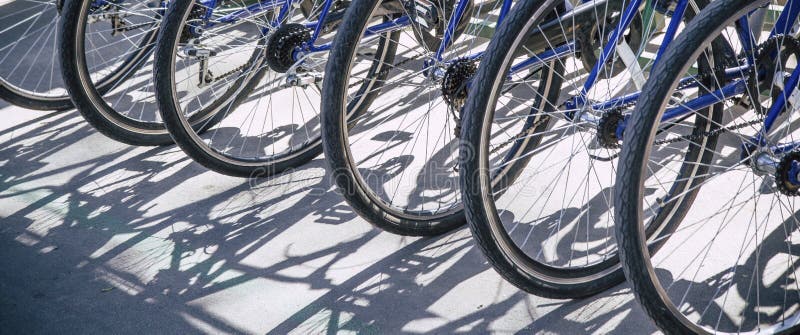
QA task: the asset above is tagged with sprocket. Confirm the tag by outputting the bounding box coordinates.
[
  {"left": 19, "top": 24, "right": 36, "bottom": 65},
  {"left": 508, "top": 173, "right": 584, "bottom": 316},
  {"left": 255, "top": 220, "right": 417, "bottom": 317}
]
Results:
[
  {"left": 266, "top": 23, "right": 312, "bottom": 73},
  {"left": 776, "top": 151, "right": 800, "bottom": 196},
  {"left": 441, "top": 58, "right": 477, "bottom": 108},
  {"left": 180, "top": 5, "right": 208, "bottom": 43},
  {"left": 597, "top": 110, "right": 624, "bottom": 149},
  {"left": 747, "top": 34, "right": 800, "bottom": 114}
]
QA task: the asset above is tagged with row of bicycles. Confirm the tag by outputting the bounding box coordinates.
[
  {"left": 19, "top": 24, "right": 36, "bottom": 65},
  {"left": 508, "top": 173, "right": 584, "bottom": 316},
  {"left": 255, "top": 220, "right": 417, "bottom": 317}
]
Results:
[{"left": 3, "top": 0, "right": 800, "bottom": 332}]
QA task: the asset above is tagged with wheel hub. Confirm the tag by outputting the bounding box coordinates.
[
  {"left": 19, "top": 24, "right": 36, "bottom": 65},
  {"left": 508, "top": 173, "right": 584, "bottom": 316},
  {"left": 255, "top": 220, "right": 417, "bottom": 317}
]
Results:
[
  {"left": 180, "top": 5, "right": 208, "bottom": 43},
  {"left": 282, "top": 73, "right": 323, "bottom": 89},
  {"left": 266, "top": 23, "right": 312, "bottom": 73}
]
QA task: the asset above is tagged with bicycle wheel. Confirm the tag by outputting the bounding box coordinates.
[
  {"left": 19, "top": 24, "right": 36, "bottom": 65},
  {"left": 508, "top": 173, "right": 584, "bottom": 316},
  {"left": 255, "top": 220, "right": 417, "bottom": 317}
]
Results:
[
  {"left": 60, "top": 0, "right": 171, "bottom": 145},
  {"left": 0, "top": 0, "right": 72, "bottom": 110},
  {"left": 155, "top": 0, "right": 388, "bottom": 177},
  {"left": 322, "top": 0, "right": 508, "bottom": 236},
  {"left": 459, "top": 0, "right": 709, "bottom": 298},
  {"left": 616, "top": 0, "right": 800, "bottom": 332}
]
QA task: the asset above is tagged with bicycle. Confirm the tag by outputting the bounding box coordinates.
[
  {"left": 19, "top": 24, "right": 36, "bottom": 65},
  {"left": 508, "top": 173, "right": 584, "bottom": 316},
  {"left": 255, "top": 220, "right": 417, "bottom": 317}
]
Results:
[
  {"left": 59, "top": 0, "right": 181, "bottom": 145},
  {"left": 321, "top": 0, "right": 524, "bottom": 236},
  {"left": 458, "top": 0, "right": 716, "bottom": 298},
  {"left": 1, "top": 0, "right": 73, "bottom": 110},
  {"left": 153, "top": 0, "right": 382, "bottom": 176},
  {"left": 60, "top": 0, "right": 333, "bottom": 146},
  {"left": 616, "top": 0, "right": 800, "bottom": 332}
]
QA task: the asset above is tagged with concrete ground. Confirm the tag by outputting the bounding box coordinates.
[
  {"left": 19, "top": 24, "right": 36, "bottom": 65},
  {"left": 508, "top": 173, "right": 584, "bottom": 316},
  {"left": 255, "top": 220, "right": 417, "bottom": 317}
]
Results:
[{"left": 0, "top": 102, "right": 660, "bottom": 334}]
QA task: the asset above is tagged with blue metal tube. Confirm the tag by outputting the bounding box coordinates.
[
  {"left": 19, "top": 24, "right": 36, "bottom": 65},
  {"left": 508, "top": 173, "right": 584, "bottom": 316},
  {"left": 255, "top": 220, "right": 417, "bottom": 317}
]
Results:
[
  {"left": 771, "top": 142, "right": 800, "bottom": 155},
  {"left": 615, "top": 79, "right": 747, "bottom": 139},
  {"left": 309, "top": 0, "right": 335, "bottom": 43},
  {"left": 364, "top": 15, "right": 412, "bottom": 36},
  {"left": 274, "top": 0, "right": 295, "bottom": 26},
  {"left": 660, "top": 80, "right": 747, "bottom": 122},
  {"left": 434, "top": 0, "right": 473, "bottom": 61},
  {"left": 759, "top": 66, "right": 800, "bottom": 138},
  {"left": 305, "top": 16, "right": 412, "bottom": 54},
  {"left": 498, "top": 0, "right": 512, "bottom": 24},
  {"left": 772, "top": 0, "right": 800, "bottom": 36},
  {"left": 652, "top": 0, "right": 688, "bottom": 68},
  {"left": 508, "top": 43, "right": 576, "bottom": 75},
  {"left": 576, "top": 0, "right": 644, "bottom": 104}
]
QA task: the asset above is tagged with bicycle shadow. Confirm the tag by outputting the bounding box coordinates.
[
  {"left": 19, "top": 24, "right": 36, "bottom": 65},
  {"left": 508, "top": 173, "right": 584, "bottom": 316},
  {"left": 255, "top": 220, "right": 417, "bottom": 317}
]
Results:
[{"left": 2, "top": 109, "right": 660, "bottom": 334}]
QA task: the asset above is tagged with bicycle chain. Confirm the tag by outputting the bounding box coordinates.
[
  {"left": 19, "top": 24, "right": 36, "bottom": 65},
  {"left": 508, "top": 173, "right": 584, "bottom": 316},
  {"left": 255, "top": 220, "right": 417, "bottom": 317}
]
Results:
[
  {"left": 653, "top": 118, "right": 764, "bottom": 146},
  {"left": 209, "top": 58, "right": 258, "bottom": 84},
  {"left": 114, "top": 21, "right": 158, "bottom": 33}
]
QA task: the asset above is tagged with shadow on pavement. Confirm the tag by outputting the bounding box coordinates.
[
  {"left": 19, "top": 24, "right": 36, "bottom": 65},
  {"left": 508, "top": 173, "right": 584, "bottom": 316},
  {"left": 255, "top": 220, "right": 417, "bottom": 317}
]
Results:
[{"left": 0, "top": 110, "right": 655, "bottom": 334}]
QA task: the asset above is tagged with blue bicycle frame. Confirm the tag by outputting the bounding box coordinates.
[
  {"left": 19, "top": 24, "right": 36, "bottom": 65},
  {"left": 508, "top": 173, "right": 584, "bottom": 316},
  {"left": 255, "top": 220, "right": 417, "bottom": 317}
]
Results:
[
  {"left": 186, "top": 0, "right": 361, "bottom": 55},
  {"left": 187, "top": 0, "right": 515, "bottom": 66},
  {"left": 620, "top": 0, "right": 800, "bottom": 153},
  {"left": 455, "top": 0, "right": 700, "bottom": 115},
  {"left": 564, "top": 0, "right": 696, "bottom": 112},
  {"left": 501, "top": 0, "right": 800, "bottom": 155}
]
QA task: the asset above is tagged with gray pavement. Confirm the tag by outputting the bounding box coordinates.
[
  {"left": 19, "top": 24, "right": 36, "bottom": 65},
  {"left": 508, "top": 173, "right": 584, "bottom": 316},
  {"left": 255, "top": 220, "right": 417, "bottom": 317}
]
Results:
[{"left": 0, "top": 105, "right": 660, "bottom": 334}]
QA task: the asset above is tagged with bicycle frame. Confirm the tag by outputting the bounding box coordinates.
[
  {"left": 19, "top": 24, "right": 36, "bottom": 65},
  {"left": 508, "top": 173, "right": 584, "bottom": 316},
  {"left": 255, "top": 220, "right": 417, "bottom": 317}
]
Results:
[
  {"left": 187, "top": 0, "right": 339, "bottom": 54},
  {"left": 362, "top": 0, "right": 516, "bottom": 65},
  {"left": 155, "top": 0, "right": 517, "bottom": 73},
  {"left": 458, "top": 0, "right": 689, "bottom": 113},
  {"left": 562, "top": 0, "right": 696, "bottom": 112},
  {"left": 510, "top": 0, "right": 800, "bottom": 156},
  {"left": 472, "top": 0, "right": 800, "bottom": 160},
  {"left": 616, "top": 0, "right": 800, "bottom": 152}
]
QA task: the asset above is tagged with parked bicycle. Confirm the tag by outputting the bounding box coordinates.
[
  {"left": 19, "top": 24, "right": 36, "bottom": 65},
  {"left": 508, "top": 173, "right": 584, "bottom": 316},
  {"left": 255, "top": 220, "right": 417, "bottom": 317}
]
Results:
[
  {"left": 321, "top": 0, "right": 516, "bottom": 236},
  {"left": 153, "top": 0, "right": 371, "bottom": 176},
  {"left": 59, "top": 0, "right": 179, "bottom": 145},
  {"left": 458, "top": 0, "right": 714, "bottom": 298},
  {"left": 1, "top": 0, "right": 73, "bottom": 110},
  {"left": 616, "top": 0, "right": 800, "bottom": 332}
]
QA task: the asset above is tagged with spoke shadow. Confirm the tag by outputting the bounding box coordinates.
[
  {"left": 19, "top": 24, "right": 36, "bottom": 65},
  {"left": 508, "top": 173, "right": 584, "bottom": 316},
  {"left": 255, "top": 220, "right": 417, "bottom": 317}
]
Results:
[{"left": 2, "top": 110, "right": 660, "bottom": 334}]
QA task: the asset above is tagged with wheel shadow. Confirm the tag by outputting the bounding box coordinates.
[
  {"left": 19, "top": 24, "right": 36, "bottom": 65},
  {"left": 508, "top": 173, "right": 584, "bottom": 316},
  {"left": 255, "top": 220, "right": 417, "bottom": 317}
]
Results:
[{"left": 1, "top": 110, "right": 659, "bottom": 334}]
